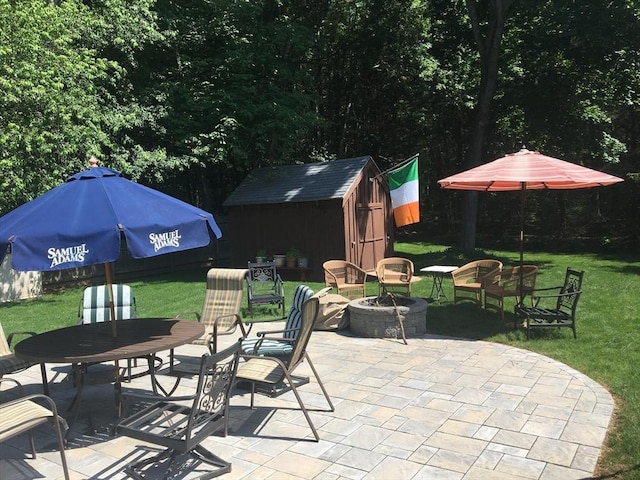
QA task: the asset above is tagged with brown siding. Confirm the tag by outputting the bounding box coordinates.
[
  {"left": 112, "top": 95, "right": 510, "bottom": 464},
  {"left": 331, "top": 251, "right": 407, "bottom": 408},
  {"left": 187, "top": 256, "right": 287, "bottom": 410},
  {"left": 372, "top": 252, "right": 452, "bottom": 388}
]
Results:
[
  {"left": 225, "top": 158, "right": 395, "bottom": 284},
  {"left": 226, "top": 200, "right": 345, "bottom": 282}
]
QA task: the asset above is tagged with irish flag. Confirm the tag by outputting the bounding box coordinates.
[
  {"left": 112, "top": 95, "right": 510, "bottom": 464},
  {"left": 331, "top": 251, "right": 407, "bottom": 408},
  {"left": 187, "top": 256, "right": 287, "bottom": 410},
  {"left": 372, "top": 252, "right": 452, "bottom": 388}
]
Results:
[{"left": 388, "top": 157, "right": 419, "bottom": 227}]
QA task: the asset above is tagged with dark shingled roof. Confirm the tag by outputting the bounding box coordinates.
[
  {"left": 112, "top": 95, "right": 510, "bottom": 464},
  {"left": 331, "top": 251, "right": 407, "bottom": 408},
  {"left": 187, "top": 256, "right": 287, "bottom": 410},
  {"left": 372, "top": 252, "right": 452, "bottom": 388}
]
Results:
[{"left": 223, "top": 156, "right": 373, "bottom": 206}]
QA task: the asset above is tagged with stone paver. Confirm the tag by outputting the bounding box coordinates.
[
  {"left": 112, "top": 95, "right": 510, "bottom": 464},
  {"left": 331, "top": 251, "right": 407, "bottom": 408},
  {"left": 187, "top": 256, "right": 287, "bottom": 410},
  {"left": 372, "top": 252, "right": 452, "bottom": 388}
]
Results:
[{"left": 0, "top": 325, "right": 613, "bottom": 479}]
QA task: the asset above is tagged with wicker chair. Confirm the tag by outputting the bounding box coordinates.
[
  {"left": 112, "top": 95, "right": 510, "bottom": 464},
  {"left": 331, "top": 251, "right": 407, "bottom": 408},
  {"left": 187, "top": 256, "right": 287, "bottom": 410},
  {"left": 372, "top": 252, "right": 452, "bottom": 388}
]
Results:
[
  {"left": 376, "top": 257, "right": 422, "bottom": 296},
  {"left": 483, "top": 265, "right": 538, "bottom": 320},
  {"left": 323, "top": 260, "right": 368, "bottom": 299},
  {"left": 451, "top": 260, "right": 503, "bottom": 304}
]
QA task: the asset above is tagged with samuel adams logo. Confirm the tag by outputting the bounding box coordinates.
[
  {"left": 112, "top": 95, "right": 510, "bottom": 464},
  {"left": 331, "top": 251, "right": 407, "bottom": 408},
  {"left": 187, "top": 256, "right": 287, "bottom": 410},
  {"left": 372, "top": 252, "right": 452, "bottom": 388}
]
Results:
[
  {"left": 149, "top": 229, "right": 181, "bottom": 252},
  {"left": 48, "top": 244, "right": 90, "bottom": 268}
]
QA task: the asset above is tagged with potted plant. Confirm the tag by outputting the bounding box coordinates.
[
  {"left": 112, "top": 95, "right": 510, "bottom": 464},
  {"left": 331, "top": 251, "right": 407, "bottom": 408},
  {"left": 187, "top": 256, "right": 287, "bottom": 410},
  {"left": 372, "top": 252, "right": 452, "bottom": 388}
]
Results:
[
  {"left": 298, "top": 253, "right": 309, "bottom": 268},
  {"left": 272, "top": 253, "right": 286, "bottom": 267},
  {"left": 286, "top": 247, "right": 301, "bottom": 268},
  {"left": 255, "top": 249, "right": 267, "bottom": 263}
]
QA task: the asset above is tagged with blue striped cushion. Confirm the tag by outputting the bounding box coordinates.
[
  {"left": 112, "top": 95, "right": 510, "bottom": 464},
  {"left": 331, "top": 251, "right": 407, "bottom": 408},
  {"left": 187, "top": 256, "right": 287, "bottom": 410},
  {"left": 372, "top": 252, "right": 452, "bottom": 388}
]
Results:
[
  {"left": 241, "top": 338, "right": 293, "bottom": 356},
  {"left": 241, "top": 284, "right": 314, "bottom": 355},
  {"left": 284, "top": 285, "right": 314, "bottom": 339}
]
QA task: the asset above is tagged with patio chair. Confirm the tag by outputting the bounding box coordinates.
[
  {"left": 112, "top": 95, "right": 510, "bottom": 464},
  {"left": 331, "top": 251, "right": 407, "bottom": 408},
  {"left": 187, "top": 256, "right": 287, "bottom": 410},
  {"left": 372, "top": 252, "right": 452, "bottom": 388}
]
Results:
[
  {"left": 0, "top": 322, "right": 48, "bottom": 395},
  {"left": 483, "top": 265, "right": 539, "bottom": 320},
  {"left": 78, "top": 284, "right": 137, "bottom": 324},
  {"left": 235, "top": 293, "right": 335, "bottom": 442},
  {"left": 77, "top": 284, "right": 145, "bottom": 381},
  {"left": 241, "top": 284, "right": 315, "bottom": 358},
  {"left": 117, "top": 341, "right": 241, "bottom": 479},
  {"left": 246, "top": 261, "right": 285, "bottom": 318},
  {"left": 0, "top": 378, "right": 70, "bottom": 480},
  {"left": 515, "top": 268, "right": 584, "bottom": 339},
  {"left": 451, "top": 259, "right": 503, "bottom": 304},
  {"left": 323, "top": 260, "right": 368, "bottom": 299},
  {"left": 376, "top": 257, "right": 421, "bottom": 296},
  {"left": 171, "top": 268, "right": 247, "bottom": 369}
]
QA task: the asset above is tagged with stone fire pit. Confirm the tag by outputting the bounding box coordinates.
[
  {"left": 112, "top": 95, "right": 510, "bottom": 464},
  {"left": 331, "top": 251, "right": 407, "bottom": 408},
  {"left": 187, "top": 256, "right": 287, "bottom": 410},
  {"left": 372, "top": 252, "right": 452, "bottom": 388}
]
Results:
[{"left": 348, "top": 295, "right": 428, "bottom": 339}]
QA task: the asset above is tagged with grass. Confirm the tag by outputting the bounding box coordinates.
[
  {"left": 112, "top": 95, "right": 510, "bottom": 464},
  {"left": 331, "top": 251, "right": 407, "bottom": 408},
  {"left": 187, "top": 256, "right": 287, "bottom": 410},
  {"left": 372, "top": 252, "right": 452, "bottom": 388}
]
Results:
[{"left": 1, "top": 243, "right": 639, "bottom": 478}]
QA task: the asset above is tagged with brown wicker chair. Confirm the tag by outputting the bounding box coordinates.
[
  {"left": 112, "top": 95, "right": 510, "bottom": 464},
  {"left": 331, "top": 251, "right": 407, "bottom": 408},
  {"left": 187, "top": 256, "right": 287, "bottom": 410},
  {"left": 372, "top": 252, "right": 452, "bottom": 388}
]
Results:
[
  {"left": 484, "top": 265, "right": 538, "bottom": 320},
  {"left": 323, "top": 260, "right": 368, "bottom": 299},
  {"left": 376, "top": 257, "right": 422, "bottom": 296},
  {"left": 452, "top": 260, "right": 503, "bottom": 304}
]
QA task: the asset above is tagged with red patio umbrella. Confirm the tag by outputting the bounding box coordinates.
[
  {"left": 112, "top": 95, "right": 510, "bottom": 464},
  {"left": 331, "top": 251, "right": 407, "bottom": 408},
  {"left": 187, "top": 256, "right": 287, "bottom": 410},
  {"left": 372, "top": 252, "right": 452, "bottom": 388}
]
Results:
[{"left": 438, "top": 148, "right": 624, "bottom": 300}]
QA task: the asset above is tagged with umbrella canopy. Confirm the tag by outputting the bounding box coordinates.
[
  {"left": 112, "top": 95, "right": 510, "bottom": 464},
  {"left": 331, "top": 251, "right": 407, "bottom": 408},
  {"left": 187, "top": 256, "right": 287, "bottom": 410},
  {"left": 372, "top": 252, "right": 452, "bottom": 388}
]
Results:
[
  {"left": 438, "top": 148, "right": 624, "bottom": 300},
  {"left": 0, "top": 163, "right": 222, "bottom": 337},
  {"left": 0, "top": 165, "right": 222, "bottom": 272},
  {"left": 438, "top": 148, "right": 624, "bottom": 191}
]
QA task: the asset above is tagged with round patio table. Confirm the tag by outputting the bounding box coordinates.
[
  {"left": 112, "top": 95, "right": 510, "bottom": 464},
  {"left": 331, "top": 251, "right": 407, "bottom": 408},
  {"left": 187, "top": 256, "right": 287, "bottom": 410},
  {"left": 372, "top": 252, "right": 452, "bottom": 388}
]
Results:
[{"left": 14, "top": 318, "right": 205, "bottom": 428}]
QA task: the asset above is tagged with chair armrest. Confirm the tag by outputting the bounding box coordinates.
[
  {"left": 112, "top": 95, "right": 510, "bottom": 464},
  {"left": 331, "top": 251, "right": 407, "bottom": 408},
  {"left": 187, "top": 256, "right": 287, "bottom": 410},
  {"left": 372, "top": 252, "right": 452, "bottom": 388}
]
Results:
[
  {"left": 121, "top": 390, "right": 197, "bottom": 404},
  {"left": 173, "top": 311, "right": 200, "bottom": 321},
  {"left": 6, "top": 331, "right": 37, "bottom": 348},
  {"left": 209, "top": 314, "right": 246, "bottom": 351},
  {"left": 275, "top": 280, "right": 284, "bottom": 297},
  {"left": 254, "top": 327, "right": 297, "bottom": 338},
  {"left": 532, "top": 289, "right": 582, "bottom": 306},
  {"left": 0, "top": 377, "right": 25, "bottom": 394}
]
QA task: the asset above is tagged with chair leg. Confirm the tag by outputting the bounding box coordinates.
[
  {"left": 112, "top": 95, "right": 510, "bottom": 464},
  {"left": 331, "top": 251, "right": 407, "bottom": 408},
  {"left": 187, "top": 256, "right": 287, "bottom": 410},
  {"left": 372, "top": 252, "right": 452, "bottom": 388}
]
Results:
[
  {"left": 52, "top": 414, "right": 70, "bottom": 480},
  {"left": 280, "top": 368, "right": 320, "bottom": 441},
  {"left": 40, "top": 363, "right": 49, "bottom": 396},
  {"left": 304, "top": 353, "right": 334, "bottom": 412}
]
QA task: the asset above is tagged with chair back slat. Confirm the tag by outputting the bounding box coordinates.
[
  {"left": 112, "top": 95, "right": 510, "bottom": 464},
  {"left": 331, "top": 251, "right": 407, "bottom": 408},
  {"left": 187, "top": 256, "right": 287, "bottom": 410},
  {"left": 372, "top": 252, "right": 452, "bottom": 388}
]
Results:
[
  {"left": 0, "top": 323, "right": 10, "bottom": 356},
  {"left": 198, "top": 268, "right": 247, "bottom": 337},
  {"left": 189, "top": 341, "right": 241, "bottom": 434},
  {"left": 557, "top": 269, "right": 584, "bottom": 313}
]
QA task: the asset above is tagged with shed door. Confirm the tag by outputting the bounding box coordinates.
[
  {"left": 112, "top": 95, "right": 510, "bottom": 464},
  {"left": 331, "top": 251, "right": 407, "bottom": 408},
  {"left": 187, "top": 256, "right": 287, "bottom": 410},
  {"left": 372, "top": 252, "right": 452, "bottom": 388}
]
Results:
[{"left": 355, "top": 202, "right": 386, "bottom": 272}]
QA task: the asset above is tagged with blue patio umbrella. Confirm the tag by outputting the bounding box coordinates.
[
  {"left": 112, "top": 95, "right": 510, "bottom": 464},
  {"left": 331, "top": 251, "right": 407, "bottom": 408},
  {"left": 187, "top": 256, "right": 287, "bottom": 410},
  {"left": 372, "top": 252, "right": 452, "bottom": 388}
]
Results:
[{"left": 0, "top": 161, "right": 222, "bottom": 336}]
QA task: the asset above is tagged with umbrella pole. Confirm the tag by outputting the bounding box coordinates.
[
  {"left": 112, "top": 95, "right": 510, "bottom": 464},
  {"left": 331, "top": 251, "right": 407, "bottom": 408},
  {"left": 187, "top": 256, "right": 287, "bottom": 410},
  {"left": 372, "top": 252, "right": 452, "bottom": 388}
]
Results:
[
  {"left": 519, "top": 185, "right": 525, "bottom": 305},
  {"left": 105, "top": 262, "right": 117, "bottom": 338},
  {"left": 105, "top": 262, "right": 123, "bottom": 415}
]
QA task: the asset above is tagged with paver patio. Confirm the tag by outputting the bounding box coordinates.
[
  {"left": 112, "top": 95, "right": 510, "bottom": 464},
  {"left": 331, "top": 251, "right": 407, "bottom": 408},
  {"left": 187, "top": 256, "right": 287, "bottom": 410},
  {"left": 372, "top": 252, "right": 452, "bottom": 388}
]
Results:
[{"left": 0, "top": 323, "right": 613, "bottom": 479}]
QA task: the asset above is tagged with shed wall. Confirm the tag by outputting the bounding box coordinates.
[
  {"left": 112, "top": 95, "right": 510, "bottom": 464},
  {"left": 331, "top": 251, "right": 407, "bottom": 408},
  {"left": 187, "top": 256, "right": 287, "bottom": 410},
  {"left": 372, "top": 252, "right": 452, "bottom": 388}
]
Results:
[{"left": 226, "top": 200, "right": 346, "bottom": 282}]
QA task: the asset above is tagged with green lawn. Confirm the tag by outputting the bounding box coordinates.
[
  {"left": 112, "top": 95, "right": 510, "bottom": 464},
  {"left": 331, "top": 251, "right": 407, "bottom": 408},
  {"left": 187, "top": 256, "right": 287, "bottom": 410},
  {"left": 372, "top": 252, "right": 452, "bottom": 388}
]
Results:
[{"left": 1, "top": 242, "right": 638, "bottom": 478}]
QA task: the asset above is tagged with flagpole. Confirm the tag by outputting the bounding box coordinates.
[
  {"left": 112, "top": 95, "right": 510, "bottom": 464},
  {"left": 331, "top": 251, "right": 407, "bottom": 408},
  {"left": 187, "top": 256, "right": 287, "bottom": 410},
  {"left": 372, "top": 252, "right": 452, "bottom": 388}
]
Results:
[{"left": 371, "top": 153, "right": 419, "bottom": 181}]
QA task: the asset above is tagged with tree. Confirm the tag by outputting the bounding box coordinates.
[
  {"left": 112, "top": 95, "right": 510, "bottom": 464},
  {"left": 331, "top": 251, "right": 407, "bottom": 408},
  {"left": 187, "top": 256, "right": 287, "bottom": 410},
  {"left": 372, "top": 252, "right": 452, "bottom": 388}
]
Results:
[
  {"left": 0, "top": 0, "right": 161, "bottom": 214},
  {"left": 458, "top": 0, "right": 515, "bottom": 251}
]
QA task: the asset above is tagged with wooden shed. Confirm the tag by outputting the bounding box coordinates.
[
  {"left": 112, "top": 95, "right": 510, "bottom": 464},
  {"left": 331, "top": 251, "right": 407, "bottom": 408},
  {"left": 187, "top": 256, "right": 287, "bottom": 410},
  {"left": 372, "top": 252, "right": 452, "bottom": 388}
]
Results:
[{"left": 222, "top": 156, "right": 394, "bottom": 282}]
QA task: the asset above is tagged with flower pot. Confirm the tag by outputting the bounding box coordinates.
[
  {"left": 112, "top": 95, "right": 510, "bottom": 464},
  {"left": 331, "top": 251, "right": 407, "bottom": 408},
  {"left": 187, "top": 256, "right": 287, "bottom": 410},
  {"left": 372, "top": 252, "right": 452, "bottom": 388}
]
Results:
[
  {"left": 255, "top": 256, "right": 265, "bottom": 263},
  {"left": 286, "top": 256, "right": 297, "bottom": 268},
  {"left": 298, "top": 257, "right": 308, "bottom": 268},
  {"left": 273, "top": 254, "right": 286, "bottom": 267}
]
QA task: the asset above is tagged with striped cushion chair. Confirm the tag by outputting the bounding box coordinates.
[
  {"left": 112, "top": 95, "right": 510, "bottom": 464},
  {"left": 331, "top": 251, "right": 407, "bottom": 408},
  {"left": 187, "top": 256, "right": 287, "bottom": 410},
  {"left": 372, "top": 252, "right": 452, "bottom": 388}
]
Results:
[
  {"left": 241, "top": 285, "right": 314, "bottom": 357},
  {"left": 77, "top": 284, "right": 139, "bottom": 379},
  {"left": 78, "top": 284, "right": 137, "bottom": 324}
]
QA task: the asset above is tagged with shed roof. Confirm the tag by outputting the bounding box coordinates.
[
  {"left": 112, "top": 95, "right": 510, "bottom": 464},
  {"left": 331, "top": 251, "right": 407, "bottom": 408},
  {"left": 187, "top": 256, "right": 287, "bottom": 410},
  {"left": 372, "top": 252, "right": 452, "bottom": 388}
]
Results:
[{"left": 223, "top": 156, "right": 375, "bottom": 206}]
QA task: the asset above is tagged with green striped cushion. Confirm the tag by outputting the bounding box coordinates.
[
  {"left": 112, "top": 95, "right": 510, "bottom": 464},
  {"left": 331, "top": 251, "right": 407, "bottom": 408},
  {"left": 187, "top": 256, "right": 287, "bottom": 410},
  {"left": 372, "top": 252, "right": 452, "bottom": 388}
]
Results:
[{"left": 79, "top": 284, "right": 137, "bottom": 324}]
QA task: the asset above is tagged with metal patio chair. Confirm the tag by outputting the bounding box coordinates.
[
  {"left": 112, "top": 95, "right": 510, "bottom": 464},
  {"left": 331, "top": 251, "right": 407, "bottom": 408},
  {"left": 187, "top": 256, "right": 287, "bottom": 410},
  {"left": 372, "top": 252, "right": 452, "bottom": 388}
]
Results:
[{"left": 117, "top": 341, "right": 241, "bottom": 479}]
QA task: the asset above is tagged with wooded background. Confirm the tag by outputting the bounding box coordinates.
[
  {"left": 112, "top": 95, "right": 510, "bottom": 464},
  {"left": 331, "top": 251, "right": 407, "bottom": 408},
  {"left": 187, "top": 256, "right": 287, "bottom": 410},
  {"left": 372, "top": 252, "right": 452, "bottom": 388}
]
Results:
[{"left": 2, "top": 0, "right": 638, "bottom": 251}]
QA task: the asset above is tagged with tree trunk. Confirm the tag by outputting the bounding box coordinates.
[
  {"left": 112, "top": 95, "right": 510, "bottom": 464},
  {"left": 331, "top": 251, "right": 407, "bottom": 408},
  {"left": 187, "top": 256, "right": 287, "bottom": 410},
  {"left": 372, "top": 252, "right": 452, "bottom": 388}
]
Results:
[{"left": 460, "top": 0, "right": 514, "bottom": 252}]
